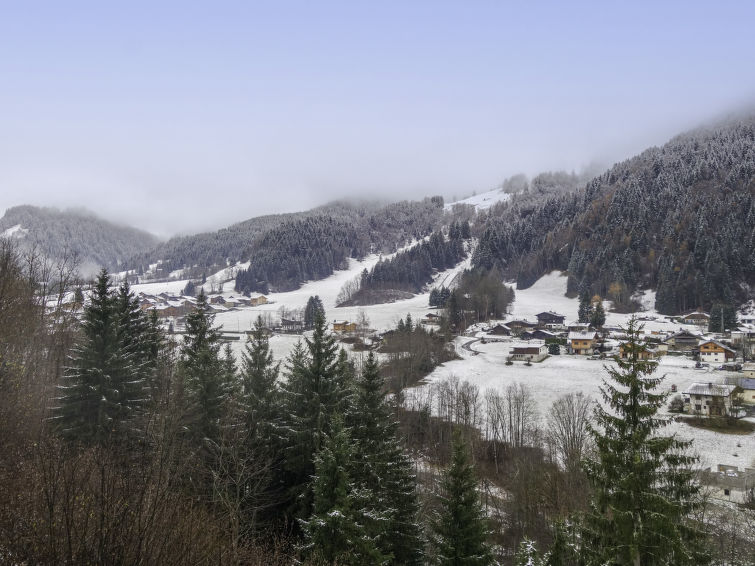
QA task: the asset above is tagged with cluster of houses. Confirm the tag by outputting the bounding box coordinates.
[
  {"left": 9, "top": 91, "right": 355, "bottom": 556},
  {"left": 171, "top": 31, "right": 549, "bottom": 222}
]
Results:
[
  {"left": 476, "top": 309, "right": 755, "bottom": 416},
  {"left": 137, "top": 291, "right": 268, "bottom": 322}
]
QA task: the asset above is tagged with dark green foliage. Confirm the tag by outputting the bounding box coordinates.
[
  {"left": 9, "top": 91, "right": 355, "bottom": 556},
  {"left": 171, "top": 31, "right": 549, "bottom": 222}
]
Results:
[
  {"left": 304, "top": 295, "right": 325, "bottom": 329},
  {"left": 350, "top": 227, "right": 468, "bottom": 301},
  {"left": 578, "top": 288, "right": 592, "bottom": 324},
  {"left": 589, "top": 300, "right": 606, "bottom": 328},
  {"left": 53, "top": 270, "right": 150, "bottom": 444},
  {"left": 280, "top": 311, "right": 346, "bottom": 517},
  {"left": 183, "top": 280, "right": 196, "bottom": 296},
  {"left": 230, "top": 199, "right": 445, "bottom": 294},
  {"left": 582, "top": 318, "right": 709, "bottom": 565},
  {"left": 432, "top": 431, "right": 493, "bottom": 566},
  {"left": 240, "top": 316, "right": 280, "bottom": 445},
  {"left": 430, "top": 286, "right": 452, "bottom": 307},
  {"left": 348, "top": 353, "right": 424, "bottom": 564},
  {"left": 300, "top": 415, "right": 387, "bottom": 565},
  {"left": 708, "top": 303, "right": 737, "bottom": 332},
  {"left": 547, "top": 343, "right": 560, "bottom": 355},
  {"left": 179, "top": 291, "right": 230, "bottom": 446},
  {"left": 474, "top": 117, "right": 755, "bottom": 314}
]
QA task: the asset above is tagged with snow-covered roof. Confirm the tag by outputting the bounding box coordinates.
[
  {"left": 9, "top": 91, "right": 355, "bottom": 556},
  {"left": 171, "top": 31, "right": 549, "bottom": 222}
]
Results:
[
  {"left": 568, "top": 330, "right": 598, "bottom": 340},
  {"left": 682, "top": 383, "right": 736, "bottom": 397}
]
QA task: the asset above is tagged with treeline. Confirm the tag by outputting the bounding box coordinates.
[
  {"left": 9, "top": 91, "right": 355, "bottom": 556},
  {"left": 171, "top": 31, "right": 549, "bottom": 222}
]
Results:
[
  {"left": 0, "top": 204, "right": 159, "bottom": 271},
  {"left": 128, "top": 198, "right": 445, "bottom": 286},
  {"left": 338, "top": 221, "right": 470, "bottom": 305},
  {"left": 0, "top": 243, "right": 430, "bottom": 564},
  {"left": 232, "top": 198, "right": 447, "bottom": 293},
  {"left": 2, "top": 240, "right": 750, "bottom": 564},
  {"left": 473, "top": 115, "right": 755, "bottom": 314}
]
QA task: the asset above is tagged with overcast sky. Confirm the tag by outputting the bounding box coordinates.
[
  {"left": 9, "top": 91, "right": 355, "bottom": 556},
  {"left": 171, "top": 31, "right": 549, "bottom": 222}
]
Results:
[{"left": 2, "top": 1, "right": 754, "bottom": 237}]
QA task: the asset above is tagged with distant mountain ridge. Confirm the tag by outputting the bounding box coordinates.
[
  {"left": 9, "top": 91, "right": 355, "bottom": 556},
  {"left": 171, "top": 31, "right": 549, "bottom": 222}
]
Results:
[{"left": 0, "top": 205, "right": 160, "bottom": 273}]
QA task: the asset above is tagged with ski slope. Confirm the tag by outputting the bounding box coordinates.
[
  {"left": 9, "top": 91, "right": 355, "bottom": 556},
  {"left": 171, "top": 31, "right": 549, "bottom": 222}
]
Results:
[{"left": 445, "top": 188, "right": 511, "bottom": 211}]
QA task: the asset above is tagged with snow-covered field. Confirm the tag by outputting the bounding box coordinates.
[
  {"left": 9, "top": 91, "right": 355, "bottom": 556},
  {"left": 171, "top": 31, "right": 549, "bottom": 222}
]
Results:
[
  {"left": 404, "top": 272, "right": 754, "bottom": 470},
  {"left": 445, "top": 188, "right": 511, "bottom": 211},
  {"left": 132, "top": 253, "right": 753, "bottom": 470}
]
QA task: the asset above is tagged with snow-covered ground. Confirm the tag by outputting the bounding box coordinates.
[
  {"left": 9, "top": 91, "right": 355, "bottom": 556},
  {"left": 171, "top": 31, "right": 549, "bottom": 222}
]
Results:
[
  {"left": 2, "top": 223, "right": 29, "bottom": 238},
  {"left": 445, "top": 188, "right": 511, "bottom": 211},
  {"left": 403, "top": 271, "right": 754, "bottom": 470}
]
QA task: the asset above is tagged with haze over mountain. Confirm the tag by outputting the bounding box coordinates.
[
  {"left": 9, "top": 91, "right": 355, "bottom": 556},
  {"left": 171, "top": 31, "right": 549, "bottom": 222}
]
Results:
[
  {"left": 0, "top": 205, "right": 160, "bottom": 275},
  {"left": 2, "top": 2, "right": 754, "bottom": 235}
]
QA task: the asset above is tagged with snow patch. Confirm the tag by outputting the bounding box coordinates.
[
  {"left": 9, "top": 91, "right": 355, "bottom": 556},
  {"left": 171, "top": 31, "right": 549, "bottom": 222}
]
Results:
[
  {"left": 2, "top": 223, "right": 29, "bottom": 238},
  {"left": 445, "top": 188, "right": 511, "bottom": 211}
]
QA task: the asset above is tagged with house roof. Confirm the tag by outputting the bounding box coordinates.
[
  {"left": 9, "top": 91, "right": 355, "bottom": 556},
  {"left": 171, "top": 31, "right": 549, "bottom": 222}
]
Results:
[
  {"left": 568, "top": 331, "right": 598, "bottom": 340},
  {"left": 683, "top": 383, "right": 736, "bottom": 397},
  {"left": 536, "top": 311, "right": 565, "bottom": 319},
  {"left": 682, "top": 311, "right": 710, "bottom": 319},
  {"left": 512, "top": 346, "right": 544, "bottom": 354},
  {"left": 698, "top": 340, "right": 736, "bottom": 353}
]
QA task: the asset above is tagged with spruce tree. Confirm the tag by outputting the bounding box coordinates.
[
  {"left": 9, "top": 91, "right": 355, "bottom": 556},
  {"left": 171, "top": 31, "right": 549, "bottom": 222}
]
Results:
[
  {"left": 300, "top": 415, "right": 387, "bottom": 565},
  {"left": 349, "top": 352, "right": 424, "bottom": 564},
  {"left": 179, "top": 291, "right": 229, "bottom": 446},
  {"left": 589, "top": 298, "right": 606, "bottom": 328},
  {"left": 582, "top": 317, "right": 709, "bottom": 565},
  {"left": 54, "top": 269, "right": 145, "bottom": 444},
  {"left": 280, "top": 310, "right": 345, "bottom": 517},
  {"left": 239, "top": 315, "right": 280, "bottom": 445},
  {"left": 433, "top": 430, "right": 493, "bottom": 566},
  {"left": 578, "top": 287, "right": 592, "bottom": 324}
]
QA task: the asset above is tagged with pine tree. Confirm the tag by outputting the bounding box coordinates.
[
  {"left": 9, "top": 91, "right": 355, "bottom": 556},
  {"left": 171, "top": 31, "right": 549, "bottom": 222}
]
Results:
[
  {"left": 239, "top": 315, "right": 280, "bottom": 444},
  {"left": 280, "top": 310, "right": 345, "bottom": 517},
  {"left": 582, "top": 317, "right": 709, "bottom": 565},
  {"left": 53, "top": 269, "right": 145, "bottom": 444},
  {"left": 708, "top": 303, "right": 737, "bottom": 333},
  {"left": 300, "top": 415, "right": 387, "bottom": 565},
  {"left": 514, "top": 539, "right": 543, "bottom": 566},
  {"left": 179, "top": 291, "right": 228, "bottom": 446},
  {"left": 589, "top": 298, "right": 606, "bottom": 328},
  {"left": 433, "top": 430, "right": 494, "bottom": 566},
  {"left": 349, "top": 352, "right": 424, "bottom": 564},
  {"left": 578, "top": 287, "right": 592, "bottom": 324},
  {"left": 304, "top": 295, "right": 325, "bottom": 329}
]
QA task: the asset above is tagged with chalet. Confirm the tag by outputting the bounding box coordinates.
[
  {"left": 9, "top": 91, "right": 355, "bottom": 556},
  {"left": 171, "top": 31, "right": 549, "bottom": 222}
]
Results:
[
  {"left": 568, "top": 330, "right": 598, "bottom": 355},
  {"left": 681, "top": 311, "right": 710, "bottom": 326},
  {"left": 682, "top": 382, "right": 736, "bottom": 416},
  {"left": 333, "top": 320, "right": 358, "bottom": 333},
  {"left": 535, "top": 311, "right": 566, "bottom": 328},
  {"left": 618, "top": 342, "right": 657, "bottom": 361},
  {"left": 506, "top": 319, "right": 537, "bottom": 335},
  {"left": 423, "top": 312, "right": 442, "bottom": 325},
  {"left": 663, "top": 329, "right": 701, "bottom": 351},
  {"left": 510, "top": 344, "right": 548, "bottom": 362},
  {"left": 249, "top": 294, "right": 268, "bottom": 306},
  {"left": 209, "top": 295, "right": 226, "bottom": 305},
  {"left": 698, "top": 340, "right": 736, "bottom": 364},
  {"left": 487, "top": 323, "right": 511, "bottom": 336},
  {"left": 738, "top": 377, "right": 755, "bottom": 405},
  {"left": 521, "top": 329, "right": 559, "bottom": 341}
]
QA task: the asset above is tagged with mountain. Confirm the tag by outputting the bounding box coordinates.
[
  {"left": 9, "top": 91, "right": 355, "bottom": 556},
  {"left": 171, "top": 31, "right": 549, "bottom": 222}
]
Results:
[
  {"left": 127, "top": 198, "right": 449, "bottom": 292},
  {"left": 473, "top": 114, "right": 755, "bottom": 314},
  {"left": 0, "top": 205, "right": 160, "bottom": 274}
]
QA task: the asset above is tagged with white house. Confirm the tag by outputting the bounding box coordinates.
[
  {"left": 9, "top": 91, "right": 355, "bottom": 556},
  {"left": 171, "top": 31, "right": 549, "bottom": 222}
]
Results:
[
  {"left": 509, "top": 344, "right": 548, "bottom": 362},
  {"left": 682, "top": 382, "right": 736, "bottom": 416}
]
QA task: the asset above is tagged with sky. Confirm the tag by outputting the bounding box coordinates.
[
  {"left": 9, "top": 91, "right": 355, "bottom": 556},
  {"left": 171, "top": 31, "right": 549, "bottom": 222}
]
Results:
[{"left": 2, "top": 1, "right": 754, "bottom": 238}]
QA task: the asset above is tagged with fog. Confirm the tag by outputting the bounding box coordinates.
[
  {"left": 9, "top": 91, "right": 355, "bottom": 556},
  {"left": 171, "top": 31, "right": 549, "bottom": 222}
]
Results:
[{"left": 2, "top": 2, "right": 754, "bottom": 238}]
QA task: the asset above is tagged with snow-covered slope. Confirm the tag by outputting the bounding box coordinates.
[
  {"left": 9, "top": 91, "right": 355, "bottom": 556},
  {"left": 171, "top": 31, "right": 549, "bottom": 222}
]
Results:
[
  {"left": 445, "top": 188, "right": 511, "bottom": 211},
  {"left": 2, "top": 223, "right": 29, "bottom": 238}
]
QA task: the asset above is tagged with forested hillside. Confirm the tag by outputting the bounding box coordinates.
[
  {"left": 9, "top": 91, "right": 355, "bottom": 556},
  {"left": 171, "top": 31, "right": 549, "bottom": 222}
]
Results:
[
  {"left": 473, "top": 115, "right": 755, "bottom": 314},
  {"left": 0, "top": 205, "right": 159, "bottom": 272},
  {"left": 233, "top": 198, "right": 446, "bottom": 293},
  {"left": 338, "top": 222, "right": 470, "bottom": 306}
]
